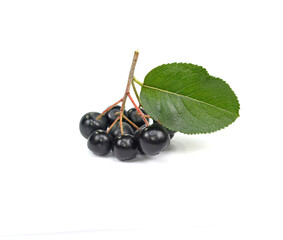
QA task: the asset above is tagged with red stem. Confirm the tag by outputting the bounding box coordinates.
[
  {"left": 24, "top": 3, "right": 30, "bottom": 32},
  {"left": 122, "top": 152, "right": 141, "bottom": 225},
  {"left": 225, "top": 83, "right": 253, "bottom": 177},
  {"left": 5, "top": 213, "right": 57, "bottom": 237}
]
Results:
[
  {"left": 123, "top": 115, "right": 140, "bottom": 130},
  {"left": 106, "top": 116, "right": 120, "bottom": 133},
  {"left": 96, "top": 98, "right": 123, "bottom": 120},
  {"left": 127, "top": 93, "right": 149, "bottom": 126}
]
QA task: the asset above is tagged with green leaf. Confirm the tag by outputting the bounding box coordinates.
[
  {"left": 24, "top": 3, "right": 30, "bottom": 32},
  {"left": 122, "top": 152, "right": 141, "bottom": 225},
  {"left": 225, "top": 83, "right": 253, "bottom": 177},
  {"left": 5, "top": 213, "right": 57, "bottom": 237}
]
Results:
[{"left": 140, "top": 63, "right": 240, "bottom": 134}]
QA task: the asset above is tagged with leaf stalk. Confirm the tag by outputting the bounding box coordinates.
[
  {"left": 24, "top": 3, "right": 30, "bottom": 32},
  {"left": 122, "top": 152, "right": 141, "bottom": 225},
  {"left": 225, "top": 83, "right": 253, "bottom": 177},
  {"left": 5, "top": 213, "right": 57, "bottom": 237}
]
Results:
[
  {"left": 132, "top": 80, "right": 142, "bottom": 107},
  {"left": 133, "top": 76, "right": 143, "bottom": 86}
]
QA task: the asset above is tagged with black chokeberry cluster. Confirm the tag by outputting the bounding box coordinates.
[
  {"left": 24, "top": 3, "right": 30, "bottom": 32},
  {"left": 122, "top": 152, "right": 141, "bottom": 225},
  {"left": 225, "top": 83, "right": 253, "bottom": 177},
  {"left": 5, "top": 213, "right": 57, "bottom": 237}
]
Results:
[{"left": 79, "top": 106, "right": 176, "bottom": 161}]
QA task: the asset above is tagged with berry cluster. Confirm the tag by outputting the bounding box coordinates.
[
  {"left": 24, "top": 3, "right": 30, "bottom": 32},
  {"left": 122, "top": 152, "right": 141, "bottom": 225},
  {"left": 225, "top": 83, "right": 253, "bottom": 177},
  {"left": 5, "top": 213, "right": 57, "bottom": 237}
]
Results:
[
  {"left": 79, "top": 106, "right": 176, "bottom": 161},
  {"left": 79, "top": 51, "right": 176, "bottom": 161}
]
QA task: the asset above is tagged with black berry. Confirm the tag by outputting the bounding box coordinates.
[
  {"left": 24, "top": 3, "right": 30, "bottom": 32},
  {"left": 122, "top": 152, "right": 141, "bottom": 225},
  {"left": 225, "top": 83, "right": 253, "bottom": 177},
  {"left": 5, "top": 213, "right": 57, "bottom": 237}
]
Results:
[
  {"left": 109, "top": 122, "right": 134, "bottom": 139},
  {"left": 138, "top": 123, "right": 170, "bottom": 155},
  {"left": 105, "top": 106, "right": 127, "bottom": 126},
  {"left": 113, "top": 134, "right": 138, "bottom": 161},
  {"left": 79, "top": 112, "right": 107, "bottom": 139},
  {"left": 87, "top": 130, "right": 113, "bottom": 156},
  {"left": 127, "top": 108, "right": 149, "bottom": 127}
]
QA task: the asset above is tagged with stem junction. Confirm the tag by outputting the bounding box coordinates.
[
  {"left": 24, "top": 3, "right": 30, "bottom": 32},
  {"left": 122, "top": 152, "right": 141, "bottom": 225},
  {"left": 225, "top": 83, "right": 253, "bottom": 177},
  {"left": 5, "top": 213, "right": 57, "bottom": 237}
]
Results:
[{"left": 97, "top": 51, "right": 151, "bottom": 136}]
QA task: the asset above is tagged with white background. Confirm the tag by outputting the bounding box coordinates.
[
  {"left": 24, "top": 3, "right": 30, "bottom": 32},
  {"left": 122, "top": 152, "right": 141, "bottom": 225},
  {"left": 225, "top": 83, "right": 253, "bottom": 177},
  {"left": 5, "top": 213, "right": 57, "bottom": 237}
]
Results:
[{"left": 0, "top": 0, "right": 282, "bottom": 239}]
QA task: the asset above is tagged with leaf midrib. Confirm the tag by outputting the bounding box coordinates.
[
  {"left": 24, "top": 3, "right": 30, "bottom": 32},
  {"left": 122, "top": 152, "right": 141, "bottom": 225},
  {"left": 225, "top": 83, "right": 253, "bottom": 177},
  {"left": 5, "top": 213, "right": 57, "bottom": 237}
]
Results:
[{"left": 142, "top": 84, "right": 239, "bottom": 117}]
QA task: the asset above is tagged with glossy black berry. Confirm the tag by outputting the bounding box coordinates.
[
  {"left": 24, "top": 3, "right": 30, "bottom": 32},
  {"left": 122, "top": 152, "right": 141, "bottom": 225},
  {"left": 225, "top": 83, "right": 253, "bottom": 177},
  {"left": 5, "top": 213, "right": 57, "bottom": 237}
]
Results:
[
  {"left": 113, "top": 134, "right": 138, "bottom": 161},
  {"left": 79, "top": 112, "right": 108, "bottom": 139},
  {"left": 138, "top": 123, "right": 170, "bottom": 155},
  {"left": 87, "top": 130, "right": 113, "bottom": 156},
  {"left": 105, "top": 106, "right": 127, "bottom": 126},
  {"left": 109, "top": 122, "right": 134, "bottom": 139},
  {"left": 127, "top": 108, "right": 149, "bottom": 127}
]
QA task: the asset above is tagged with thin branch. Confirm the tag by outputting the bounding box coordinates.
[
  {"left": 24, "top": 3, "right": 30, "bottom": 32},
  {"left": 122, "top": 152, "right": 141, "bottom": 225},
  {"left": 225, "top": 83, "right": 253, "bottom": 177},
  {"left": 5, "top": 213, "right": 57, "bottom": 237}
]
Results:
[
  {"left": 127, "top": 93, "right": 149, "bottom": 126},
  {"left": 119, "top": 51, "right": 139, "bottom": 134},
  {"left": 96, "top": 98, "right": 123, "bottom": 120},
  {"left": 123, "top": 114, "right": 140, "bottom": 130},
  {"left": 106, "top": 116, "right": 120, "bottom": 133}
]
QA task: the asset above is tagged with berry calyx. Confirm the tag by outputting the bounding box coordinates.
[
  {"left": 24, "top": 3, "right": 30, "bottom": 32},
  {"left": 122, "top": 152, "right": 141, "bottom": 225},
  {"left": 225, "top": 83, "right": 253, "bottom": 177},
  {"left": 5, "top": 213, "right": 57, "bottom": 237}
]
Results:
[
  {"left": 127, "top": 108, "right": 149, "bottom": 127},
  {"left": 105, "top": 106, "right": 127, "bottom": 126},
  {"left": 87, "top": 130, "right": 113, "bottom": 156},
  {"left": 138, "top": 123, "right": 170, "bottom": 155},
  {"left": 79, "top": 112, "right": 107, "bottom": 139},
  {"left": 113, "top": 134, "right": 138, "bottom": 161},
  {"left": 109, "top": 122, "right": 134, "bottom": 139}
]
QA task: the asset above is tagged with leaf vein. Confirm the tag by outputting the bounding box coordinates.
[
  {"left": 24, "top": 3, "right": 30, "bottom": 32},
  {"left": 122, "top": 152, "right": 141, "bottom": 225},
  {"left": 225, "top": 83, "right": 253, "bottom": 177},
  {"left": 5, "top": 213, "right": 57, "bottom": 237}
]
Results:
[
  {"left": 198, "top": 102, "right": 221, "bottom": 120},
  {"left": 142, "top": 84, "right": 238, "bottom": 117},
  {"left": 179, "top": 96, "right": 210, "bottom": 125}
]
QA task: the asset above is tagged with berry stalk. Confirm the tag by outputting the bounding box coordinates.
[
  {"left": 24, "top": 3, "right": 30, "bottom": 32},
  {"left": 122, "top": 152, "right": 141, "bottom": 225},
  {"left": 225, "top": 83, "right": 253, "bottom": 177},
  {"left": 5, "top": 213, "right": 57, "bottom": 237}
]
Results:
[
  {"left": 123, "top": 114, "right": 140, "bottom": 130},
  {"left": 96, "top": 98, "right": 123, "bottom": 120},
  {"left": 106, "top": 116, "right": 120, "bottom": 133},
  {"left": 127, "top": 93, "right": 149, "bottom": 126}
]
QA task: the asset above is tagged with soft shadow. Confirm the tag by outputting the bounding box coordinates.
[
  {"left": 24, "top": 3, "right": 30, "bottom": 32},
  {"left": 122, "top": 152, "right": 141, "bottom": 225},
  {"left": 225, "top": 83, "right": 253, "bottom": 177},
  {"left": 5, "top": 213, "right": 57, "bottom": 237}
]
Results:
[
  {"left": 87, "top": 150, "right": 114, "bottom": 159},
  {"left": 120, "top": 153, "right": 155, "bottom": 163},
  {"left": 166, "top": 134, "right": 209, "bottom": 154},
  {"left": 87, "top": 148, "right": 155, "bottom": 162}
]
